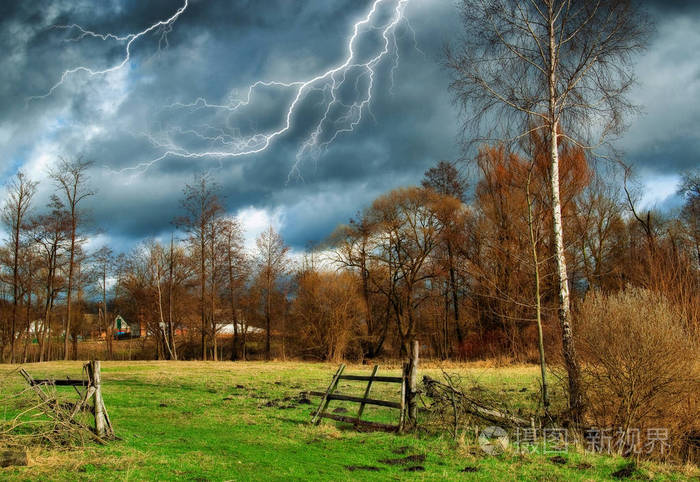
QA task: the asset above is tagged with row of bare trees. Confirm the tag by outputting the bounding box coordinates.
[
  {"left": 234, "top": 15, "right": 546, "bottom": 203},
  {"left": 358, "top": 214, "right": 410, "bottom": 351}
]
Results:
[
  {"left": 0, "top": 158, "right": 94, "bottom": 362},
  {"left": 1, "top": 157, "right": 697, "bottom": 365},
  {"left": 0, "top": 165, "right": 293, "bottom": 363},
  {"left": 313, "top": 154, "right": 699, "bottom": 357}
]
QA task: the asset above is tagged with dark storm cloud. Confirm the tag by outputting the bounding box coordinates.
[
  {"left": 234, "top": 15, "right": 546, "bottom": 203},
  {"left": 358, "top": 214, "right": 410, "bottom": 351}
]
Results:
[
  {"left": 618, "top": 2, "right": 700, "bottom": 196},
  {"left": 0, "top": 0, "right": 695, "bottom": 251},
  {"left": 641, "top": 0, "right": 700, "bottom": 14}
]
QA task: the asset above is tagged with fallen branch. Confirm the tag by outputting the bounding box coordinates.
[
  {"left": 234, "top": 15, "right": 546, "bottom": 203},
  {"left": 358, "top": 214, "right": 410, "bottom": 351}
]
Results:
[{"left": 423, "top": 375, "right": 531, "bottom": 428}]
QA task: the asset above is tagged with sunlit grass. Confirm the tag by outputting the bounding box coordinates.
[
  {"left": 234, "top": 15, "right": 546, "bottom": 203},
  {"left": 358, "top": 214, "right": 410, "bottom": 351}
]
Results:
[{"left": 0, "top": 361, "right": 696, "bottom": 481}]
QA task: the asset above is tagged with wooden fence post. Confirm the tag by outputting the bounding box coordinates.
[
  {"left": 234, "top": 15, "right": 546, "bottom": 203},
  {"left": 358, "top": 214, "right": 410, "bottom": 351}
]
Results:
[
  {"left": 399, "top": 364, "right": 407, "bottom": 432},
  {"left": 88, "top": 360, "right": 114, "bottom": 438},
  {"left": 407, "top": 340, "right": 419, "bottom": 427}
]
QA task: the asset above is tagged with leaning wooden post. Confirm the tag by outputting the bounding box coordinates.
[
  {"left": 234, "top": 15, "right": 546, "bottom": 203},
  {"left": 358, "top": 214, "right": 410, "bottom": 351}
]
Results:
[
  {"left": 311, "top": 364, "right": 345, "bottom": 425},
  {"left": 407, "top": 340, "right": 419, "bottom": 428},
  {"left": 356, "top": 365, "right": 378, "bottom": 424}
]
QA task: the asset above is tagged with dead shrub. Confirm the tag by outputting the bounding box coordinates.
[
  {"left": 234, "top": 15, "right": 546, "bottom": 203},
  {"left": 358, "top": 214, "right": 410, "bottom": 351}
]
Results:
[{"left": 576, "top": 287, "right": 699, "bottom": 462}]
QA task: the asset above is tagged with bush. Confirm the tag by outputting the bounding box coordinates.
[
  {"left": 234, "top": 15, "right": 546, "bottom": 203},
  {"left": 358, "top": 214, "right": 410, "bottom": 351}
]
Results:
[{"left": 576, "top": 287, "right": 699, "bottom": 462}]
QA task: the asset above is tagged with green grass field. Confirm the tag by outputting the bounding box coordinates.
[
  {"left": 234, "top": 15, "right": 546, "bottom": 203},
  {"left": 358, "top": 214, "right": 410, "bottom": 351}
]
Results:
[{"left": 0, "top": 361, "right": 696, "bottom": 481}]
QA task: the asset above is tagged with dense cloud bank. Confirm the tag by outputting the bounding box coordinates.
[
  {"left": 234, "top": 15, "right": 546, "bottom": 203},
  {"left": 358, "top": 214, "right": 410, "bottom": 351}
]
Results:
[{"left": 0, "top": 0, "right": 695, "bottom": 251}]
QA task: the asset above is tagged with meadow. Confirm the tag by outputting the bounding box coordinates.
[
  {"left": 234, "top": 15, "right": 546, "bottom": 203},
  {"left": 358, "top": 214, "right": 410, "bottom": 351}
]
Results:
[{"left": 0, "top": 361, "right": 696, "bottom": 481}]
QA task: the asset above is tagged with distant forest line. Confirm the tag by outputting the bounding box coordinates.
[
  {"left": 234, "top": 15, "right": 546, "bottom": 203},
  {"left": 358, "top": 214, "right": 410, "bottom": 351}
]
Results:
[{"left": 1, "top": 152, "right": 698, "bottom": 364}]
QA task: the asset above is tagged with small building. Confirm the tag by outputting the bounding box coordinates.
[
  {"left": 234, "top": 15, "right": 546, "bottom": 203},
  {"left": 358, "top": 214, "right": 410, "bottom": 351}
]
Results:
[
  {"left": 216, "top": 323, "right": 263, "bottom": 335},
  {"left": 114, "top": 315, "right": 144, "bottom": 339}
]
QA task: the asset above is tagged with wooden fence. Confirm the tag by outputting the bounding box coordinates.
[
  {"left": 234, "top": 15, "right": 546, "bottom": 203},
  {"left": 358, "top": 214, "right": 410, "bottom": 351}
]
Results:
[{"left": 311, "top": 340, "right": 420, "bottom": 432}]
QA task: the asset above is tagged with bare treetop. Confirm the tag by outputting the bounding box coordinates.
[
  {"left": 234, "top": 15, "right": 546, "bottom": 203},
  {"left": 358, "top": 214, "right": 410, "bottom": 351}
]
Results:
[
  {"left": 256, "top": 226, "right": 289, "bottom": 275},
  {"left": 2, "top": 171, "right": 37, "bottom": 232},
  {"left": 176, "top": 173, "right": 223, "bottom": 239},
  {"left": 447, "top": 0, "right": 650, "bottom": 149},
  {"left": 422, "top": 161, "right": 468, "bottom": 202},
  {"left": 49, "top": 157, "right": 96, "bottom": 214}
]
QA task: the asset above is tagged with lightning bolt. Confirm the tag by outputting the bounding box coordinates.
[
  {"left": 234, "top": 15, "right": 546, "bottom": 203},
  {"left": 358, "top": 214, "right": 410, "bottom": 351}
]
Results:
[
  {"left": 27, "top": 0, "right": 190, "bottom": 103},
  {"left": 31, "top": 0, "right": 416, "bottom": 179}
]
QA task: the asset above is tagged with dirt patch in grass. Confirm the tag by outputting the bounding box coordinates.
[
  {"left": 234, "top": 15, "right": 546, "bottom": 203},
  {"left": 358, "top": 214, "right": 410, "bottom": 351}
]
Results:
[
  {"left": 550, "top": 455, "right": 567, "bottom": 465},
  {"left": 258, "top": 394, "right": 309, "bottom": 409},
  {"left": 612, "top": 462, "right": 637, "bottom": 479},
  {"left": 379, "top": 454, "right": 426, "bottom": 465},
  {"left": 403, "top": 465, "right": 425, "bottom": 472},
  {"left": 345, "top": 465, "right": 382, "bottom": 472}
]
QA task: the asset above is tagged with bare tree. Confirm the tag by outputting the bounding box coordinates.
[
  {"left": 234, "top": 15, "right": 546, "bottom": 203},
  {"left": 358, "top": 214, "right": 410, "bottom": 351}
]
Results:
[
  {"left": 29, "top": 196, "right": 70, "bottom": 361},
  {"left": 167, "top": 235, "right": 178, "bottom": 360},
  {"left": 92, "top": 246, "right": 114, "bottom": 360},
  {"left": 176, "top": 173, "right": 223, "bottom": 360},
  {"left": 49, "top": 157, "right": 95, "bottom": 360},
  {"left": 679, "top": 170, "right": 700, "bottom": 267},
  {"left": 422, "top": 161, "right": 469, "bottom": 352},
  {"left": 571, "top": 171, "right": 626, "bottom": 291},
  {"left": 525, "top": 160, "right": 549, "bottom": 411},
  {"left": 365, "top": 187, "right": 447, "bottom": 356},
  {"left": 446, "top": 0, "right": 649, "bottom": 421},
  {"left": 255, "top": 226, "right": 289, "bottom": 360},
  {"left": 2, "top": 171, "right": 37, "bottom": 362},
  {"left": 330, "top": 217, "right": 391, "bottom": 358},
  {"left": 148, "top": 241, "right": 176, "bottom": 360},
  {"left": 221, "top": 218, "right": 246, "bottom": 360}
]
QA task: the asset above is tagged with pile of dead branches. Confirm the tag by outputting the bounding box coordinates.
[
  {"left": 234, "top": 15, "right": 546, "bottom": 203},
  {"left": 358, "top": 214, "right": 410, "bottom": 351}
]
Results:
[
  {"left": 419, "top": 372, "right": 554, "bottom": 441},
  {"left": 0, "top": 368, "right": 103, "bottom": 450}
]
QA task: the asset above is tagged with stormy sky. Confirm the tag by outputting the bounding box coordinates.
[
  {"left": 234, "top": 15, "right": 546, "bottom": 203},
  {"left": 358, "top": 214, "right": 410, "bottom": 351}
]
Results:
[{"left": 0, "top": 0, "right": 698, "bottom": 253}]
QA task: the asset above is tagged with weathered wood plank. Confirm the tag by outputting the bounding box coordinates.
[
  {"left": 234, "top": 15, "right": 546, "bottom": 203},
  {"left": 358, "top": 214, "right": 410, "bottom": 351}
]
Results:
[
  {"left": 338, "top": 375, "right": 403, "bottom": 383},
  {"left": 19, "top": 369, "right": 50, "bottom": 403},
  {"left": 0, "top": 449, "right": 28, "bottom": 468},
  {"left": 89, "top": 360, "right": 114, "bottom": 438},
  {"left": 31, "top": 379, "right": 85, "bottom": 386},
  {"left": 69, "top": 386, "right": 95, "bottom": 419},
  {"left": 423, "top": 375, "right": 531, "bottom": 428},
  {"left": 319, "top": 412, "right": 398, "bottom": 431},
  {"left": 308, "top": 391, "right": 401, "bottom": 409},
  {"left": 399, "top": 364, "right": 407, "bottom": 432},
  {"left": 407, "top": 340, "right": 419, "bottom": 426}
]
